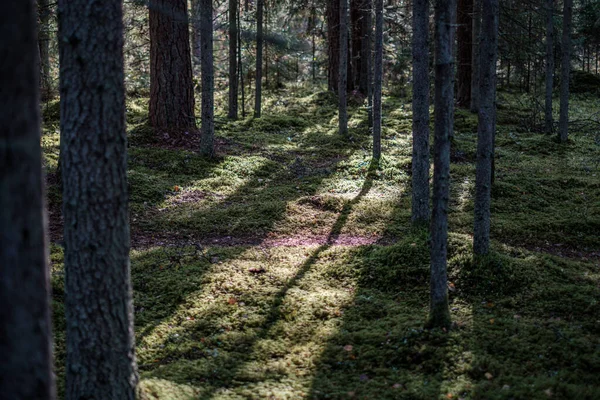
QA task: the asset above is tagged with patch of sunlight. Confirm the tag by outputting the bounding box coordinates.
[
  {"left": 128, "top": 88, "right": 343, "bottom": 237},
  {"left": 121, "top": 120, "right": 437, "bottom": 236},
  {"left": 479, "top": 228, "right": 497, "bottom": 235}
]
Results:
[
  {"left": 457, "top": 176, "right": 474, "bottom": 211},
  {"left": 139, "top": 378, "right": 200, "bottom": 400}
]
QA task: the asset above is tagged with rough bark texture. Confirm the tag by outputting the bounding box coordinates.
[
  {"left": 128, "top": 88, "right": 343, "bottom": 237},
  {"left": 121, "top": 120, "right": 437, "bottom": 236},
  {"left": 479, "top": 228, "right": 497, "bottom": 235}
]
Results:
[
  {"left": 428, "top": 0, "right": 455, "bottom": 330},
  {"left": 544, "top": 0, "right": 554, "bottom": 134},
  {"left": 228, "top": 0, "right": 239, "bottom": 119},
  {"left": 149, "top": 0, "right": 196, "bottom": 131},
  {"left": 200, "top": 0, "right": 215, "bottom": 156},
  {"left": 558, "top": 0, "right": 572, "bottom": 143},
  {"left": 58, "top": 0, "right": 138, "bottom": 397},
  {"left": 456, "top": 0, "right": 473, "bottom": 108},
  {"left": 38, "top": 0, "right": 53, "bottom": 99},
  {"left": 470, "top": 0, "right": 481, "bottom": 113},
  {"left": 339, "top": 0, "right": 349, "bottom": 136},
  {"left": 255, "top": 0, "right": 264, "bottom": 117},
  {"left": 473, "top": 0, "right": 498, "bottom": 256},
  {"left": 372, "top": 0, "right": 383, "bottom": 159},
  {"left": 327, "top": 0, "right": 341, "bottom": 93},
  {"left": 0, "top": 2, "right": 55, "bottom": 398},
  {"left": 411, "top": 0, "right": 430, "bottom": 224}
]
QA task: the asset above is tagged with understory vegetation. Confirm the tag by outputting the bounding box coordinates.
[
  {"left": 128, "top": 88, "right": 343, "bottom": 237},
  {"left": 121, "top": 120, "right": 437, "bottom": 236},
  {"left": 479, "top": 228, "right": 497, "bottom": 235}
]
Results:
[{"left": 43, "top": 87, "right": 600, "bottom": 399}]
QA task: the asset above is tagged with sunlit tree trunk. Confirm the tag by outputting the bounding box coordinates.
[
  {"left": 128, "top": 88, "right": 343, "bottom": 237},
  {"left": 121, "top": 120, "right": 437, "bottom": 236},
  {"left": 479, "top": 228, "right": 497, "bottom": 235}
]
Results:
[
  {"left": 558, "top": 0, "right": 572, "bottom": 143},
  {"left": 544, "top": 0, "right": 554, "bottom": 134},
  {"left": 200, "top": 0, "right": 215, "bottom": 157},
  {"left": 372, "top": 0, "right": 383, "bottom": 158},
  {"left": 255, "top": 0, "right": 264, "bottom": 117},
  {"left": 339, "top": 0, "right": 349, "bottom": 136}
]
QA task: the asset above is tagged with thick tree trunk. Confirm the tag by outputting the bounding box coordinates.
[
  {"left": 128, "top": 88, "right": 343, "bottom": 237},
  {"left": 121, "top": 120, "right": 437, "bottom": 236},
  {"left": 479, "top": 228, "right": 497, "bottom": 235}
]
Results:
[
  {"left": 372, "top": 0, "right": 383, "bottom": 158},
  {"left": 473, "top": 0, "right": 499, "bottom": 256},
  {"left": 558, "top": 0, "right": 572, "bottom": 143},
  {"left": 0, "top": 2, "right": 55, "bottom": 398},
  {"left": 149, "top": 0, "right": 196, "bottom": 131},
  {"left": 428, "top": 0, "right": 455, "bottom": 330},
  {"left": 339, "top": 0, "right": 349, "bottom": 136},
  {"left": 255, "top": 0, "right": 264, "bottom": 117},
  {"left": 470, "top": 0, "right": 481, "bottom": 112},
  {"left": 456, "top": 0, "right": 473, "bottom": 108},
  {"left": 411, "top": 0, "right": 430, "bottom": 224},
  {"left": 229, "top": 0, "right": 239, "bottom": 119},
  {"left": 327, "top": 0, "right": 341, "bottom": 93},
  {"left": 200, "top": 0, "right": 215, "bottom": 156},
  {"left": 544, "top": 0, "right": 554, "bottom": 134},
  {"left": 38, "top": 0, "right": 53, "bottom": 99},
  {"left": 58, "top": 0, "right": 138, "bottom": 397}
]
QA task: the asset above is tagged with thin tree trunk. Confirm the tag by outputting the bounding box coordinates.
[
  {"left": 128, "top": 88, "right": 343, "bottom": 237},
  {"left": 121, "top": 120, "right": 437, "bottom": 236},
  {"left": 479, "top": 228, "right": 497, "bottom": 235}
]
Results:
[
  {"left": 200, "top": 0, "right": 215, "bottom": 157},
  {"left": 558, "top": 0, "right": 572, "bottom": 143},
  {"left": 0, "top": 2, "right": 55, "bottom": 398},
  {"left": 339, "top": 0, "right": 349, "bottom": 136},
  {"left": 192, "top": 0, "right": 202, "bottom": 74},
  {"left": 411, "top": 0, "right": 430, "bottom": 224},
  {"left": 456, "top": 0, "right": 473, "bottom": 108},
  {"left": 58, "top": 0, "right": 138, "bottom": 398},
  {"left": 372, "top": 0, "right": 383, "bottom": 158},
  {"left": 359, "top": 0, "right": 370, "bottom": 95},
  {"left": 473, "top": 0, "right": 499, "bottom": 256},
  {"left": 38, "top": 0, "right": 53, "bottom": 99},
  {"left": 312, "top": 5, "right": 317, "bottom": 83},
  {"left": 428, "top": 0, "right": 455, "bottom": 330},
  {"left": 238, "top": 7, "right": 246, "bottom": 117},
  {"left": 544, "top": 0, "right": 554, "bottom": 134},
  {"left": 255, "top": 0, "right": 264, "bottom": 117},
  {"left": 265, "top": 0, "right": 269, "bottom": 89},
  {"left": 327, "top": 0, "right": 341, "bottom": 92},
  {"left": 366, "top": 0, "right": 373, "bottom": 125},
  {"left": 470, "top": 0, "right": 481, "bottom": 112},
  {"left": 228, "top": 0, "right": 239, "bottom": 119}
]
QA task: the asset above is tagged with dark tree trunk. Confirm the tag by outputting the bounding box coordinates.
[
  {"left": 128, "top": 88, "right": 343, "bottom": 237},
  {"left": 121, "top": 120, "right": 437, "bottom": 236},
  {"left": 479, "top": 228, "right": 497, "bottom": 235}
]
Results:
[
  {"left": 149, "top": 0, "right": 196, "bottom": 131},
  {"left": 58, "top": 0, "right": 138, "bottom": 397},
  {"left": 544, "top": 0, "right": 554, "bottom": 134},
  {"left": 351, "top": 0, "right": 368, "bottom": 94},
  {"left": 372, "top": 0, "right": 383, "bottom": 158},
  {"left": 366, "top": 0, "right": 373, "bottom": 125},
  {"left": 0, "top": 2, "right": 55, "bottom": 398},
  {"left": 470, "top": 0, "right": 481, "bottom": 112},
  {"left": 339, "top": 0, "right": 349, "bottom": 135},
  {"left": 411, "top": 0, "right": 430, "bottom": 224},
  {"left": 38, "top": 0, "right": 53, "bottom": 99},
  {"left": 229, "top": 0, "right": 239, "bottom": 119},
  {"left": 456, "top": 0, "right": 472, "bottom": 108},
  {"left": 191, "top": 0, "right": 202, "bottom": 73},
  {"left": 558, "top": 0, "right": 572, "bottom": 143},
  {"left": 473, "top": 0, "right": 499, "bottom": 256},
  {"left": 328, "top": 0, "right": 341, "bottom": 92},
  {"left": 255, "top": 0, "right": 264, "bottom": 117},
  {"left": 359, "top": 0, "right": 370, "bottom": 95},
  {"left": 200, "top": 0, "right": 215, "bottom": 156},
  {"left": 428, "top": 0, "right": 455, "bottom": 330}
]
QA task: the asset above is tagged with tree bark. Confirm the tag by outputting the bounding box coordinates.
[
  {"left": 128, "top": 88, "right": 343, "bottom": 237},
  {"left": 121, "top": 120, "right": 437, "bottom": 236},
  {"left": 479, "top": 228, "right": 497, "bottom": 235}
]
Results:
[
  {"left": 0, "top": 2, "right": 55, "bottom": 398},
  {"left": 372, "top": 0, "right": 383, "bottom": 158},
  {"left": 327, "top": 0, "right": 341, "bottom": 93},
  {"left": 38, "top": 0, "right": 53, "bottom": 100},
  {"left": 428, "top": 0, "right": 455, "bottom": 330},
  {"left": 149, "top": 0, "right": 196, "bottom": 131},
  {"left": 191, "top": 0, "right": 202, "bottom": 73},
  {"left": 200, "top": 0, "right": 215, "bottom": 156},
  {"left": 359, "top": 0, "right": 370, "bottom": 95},
  {"left": 255, "top": 0, "right": 264, "bottom": 117},
  {"left": 339, "top": 0, "right": 349, "bottom": 136},
  {"left": 473, "top": 0, "right": 499, "bottom": 256},
  {"left": 411, "top": 0, "right": 430, "bottom": 224},
  {"left": 456, "top": 0, "right": 473, "bottom": 108},
  {"left": 544, "top": 0, "right": 554, "bottom": 134},
  {"left": 228, "top": 0, "right": 238, "bottom": 119},
  {"left": 470, "top": 0, "right": 481, "bottom": 112},
  {"left": 558, "top": 0, "right": 572, "bottom": 143},
  {"left": 58, "top": 0, "right": 138, "bottom": 397},
  {"left": 366, "top": 0, "right": 373, "bottom": 125}
]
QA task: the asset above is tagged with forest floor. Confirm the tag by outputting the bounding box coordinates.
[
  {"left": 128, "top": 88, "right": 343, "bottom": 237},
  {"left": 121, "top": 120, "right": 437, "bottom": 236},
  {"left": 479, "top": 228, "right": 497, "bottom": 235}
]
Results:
[{"left": 42, "top": 86, "right": 600, "bottom": 399}]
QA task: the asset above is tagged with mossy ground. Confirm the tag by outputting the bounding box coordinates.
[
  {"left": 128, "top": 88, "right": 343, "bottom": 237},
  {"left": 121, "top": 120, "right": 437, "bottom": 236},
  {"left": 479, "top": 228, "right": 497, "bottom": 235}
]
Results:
[{"left": 43, "top": 87, "right": 600, "bottom": 399}]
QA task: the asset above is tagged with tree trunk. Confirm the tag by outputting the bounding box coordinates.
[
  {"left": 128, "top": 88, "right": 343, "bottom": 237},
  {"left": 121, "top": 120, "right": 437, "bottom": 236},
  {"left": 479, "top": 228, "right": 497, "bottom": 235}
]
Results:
[
  {"left": 191, "top": 0, "right": 202, "bottom": 73},
  {"left": 359, "top": 0, "right": 370, "bottom": 95},
  {"left": 328, "top": 0, "right": 341, "bottom": 93},
  {"left": 200, "top": 0, "right": 215, "bottom": 156},
  {"left": 58, "top": 0, "right": 138, "bottom": 398},
  {"left": 456, "top": 0, "right": 472, "bottom": 108},
  {"left": 558, "top": 0, "right": 572, "bottom": 143},
  {"left": 544, "top": 0, "right": 554, "bottom": 134},
  {"left": 470, "top": 0, "right": 481, "bottom": 112},
  {"left": 372, "top": 0, "right": 383, "bottom": 159},
  {"left": 38, "top": 0, "right": 53, "bottom": 99},
  {"left": 473, "top": 0, "right": 499, "bottom": 256},
  {"left": 255, "top": 0, "right": 264, "bottom": 117},
  {"left": 228, "top": 0, "right": 238, "bottom": 119},
  {"left": 428, "top": 0, "right": 455, "bottom": 330},
  {"left": 149, "top": 0, "right": 196, "bottom": 131},
  {"left": 411, "top": 0, "right": 430, "bottom": 224},
  {"left": 339, "top": 0, "right": 349, "bottom": 136},
  {"left": 366, "top": 0, "right": 373, "bottom": 125},
  {"left": 238, "top": 7, "right": 246, "bottom": 118},
  {"left": 0, "top": 2, "right": 55, "bottom": 398}
]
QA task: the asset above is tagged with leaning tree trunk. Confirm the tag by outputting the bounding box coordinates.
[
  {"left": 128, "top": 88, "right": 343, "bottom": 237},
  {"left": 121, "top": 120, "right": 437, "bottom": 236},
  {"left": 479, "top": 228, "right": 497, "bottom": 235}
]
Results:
[
  {"left": 428, "top": 0, "right": 455, "bottom": 330},
  {"left": 58, "top": 0, "right": 138, "bottom": 398},
  {"left": 372, "top": 0, "right": 383, "bottom": 159},
  {"left": 558, "top": 0, "right": 572, "bottom": 143},
  {"left": 473, "top": 0, "right": 499, "bottom": 256},
  {"left": 0, "top": 2, "right": 55, "bottom": 398},
  {"left": 544, "top": 0, "right": 554, "bottom": 134},
  {"left": 38, "top": 0, "right": 53, "bottom": 100},
  {"left": 470, "top": 0, "right": 481, "bottom": 113},
  {"left": 149, "top": 0, "right": 196, "bottom": 131},
  {"left": 456, "top": 0, "right": 473, "bottom": 108},
  {"left": 339, "top": 0, "right": 349, "bottom": 136},
  {"left": 200, "top": 0, "right": 215, "bottom": 156},
  {"left": 411, "top": 0, "right": 430, "bottom": 224},
  {"left": 228, "top": 0, "right": 239, "bottom": 119},
  {"left": 255, "top": 0, "right": 264, "bottom": 117}
]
